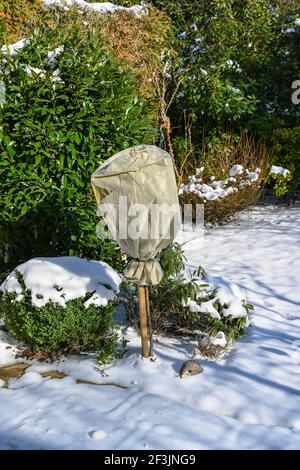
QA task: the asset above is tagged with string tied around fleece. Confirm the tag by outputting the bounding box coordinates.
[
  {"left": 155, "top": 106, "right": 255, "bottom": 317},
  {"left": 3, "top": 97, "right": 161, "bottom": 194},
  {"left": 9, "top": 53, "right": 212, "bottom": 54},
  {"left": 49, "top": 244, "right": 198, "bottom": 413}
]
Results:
[{"left": 123, "top": 258, "right": 163, "bottom": 286}]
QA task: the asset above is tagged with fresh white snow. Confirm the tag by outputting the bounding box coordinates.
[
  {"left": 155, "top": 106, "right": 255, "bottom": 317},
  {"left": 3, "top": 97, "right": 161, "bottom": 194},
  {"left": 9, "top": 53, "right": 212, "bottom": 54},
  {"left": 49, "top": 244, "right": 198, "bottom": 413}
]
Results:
[
  {"left": 284, "top": 28, "right": 296, "bottom": 34},
  {"left": 47, "top": 46, "right": 64, "bottom": 69},
  {"left": 179, "top": 166, "right": 261, "bottom": 202},
  {"left": 230, "top": 164, "right": 244, "bottom": 177},
  {"left": 23, "top": 65, "right": 46, "bottom": 79},
  {"left": 1, "top": 39, "right": 30, "bottom": 57},
  {"left": 210, "top": 331, "right": 227, "bottom": 348},
  {"left": 1, "top": 40, "right": 65, "bottom": 84},
  {"left": 182, "top": 279, "right": 249, "bottom": 320},
  {"left": 0, "top": 256, "right": 121, "bottom": 307},
  {"left": 43, "top": 0, "right": 147, "bottom": 17},
  {"left": 270, "top": 165, "right": 290, "bottom": 178},
  {"left": 1, "top": 205, "right": 300, "bottom": 449}
]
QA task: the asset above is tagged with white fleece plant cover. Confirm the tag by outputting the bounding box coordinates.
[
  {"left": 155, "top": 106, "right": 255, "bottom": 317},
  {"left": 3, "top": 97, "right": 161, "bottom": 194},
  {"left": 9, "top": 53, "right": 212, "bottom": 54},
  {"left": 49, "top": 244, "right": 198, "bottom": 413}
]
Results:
[{"left": 91, "top": 145, "right": 181, "bottom": 285}]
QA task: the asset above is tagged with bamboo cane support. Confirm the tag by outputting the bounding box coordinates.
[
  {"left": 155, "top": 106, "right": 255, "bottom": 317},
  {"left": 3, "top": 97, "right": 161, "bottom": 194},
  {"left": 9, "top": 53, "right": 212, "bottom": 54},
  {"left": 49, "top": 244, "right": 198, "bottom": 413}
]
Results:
[{"left": 138, "top": 285, "right": 150, "bottom": 358}]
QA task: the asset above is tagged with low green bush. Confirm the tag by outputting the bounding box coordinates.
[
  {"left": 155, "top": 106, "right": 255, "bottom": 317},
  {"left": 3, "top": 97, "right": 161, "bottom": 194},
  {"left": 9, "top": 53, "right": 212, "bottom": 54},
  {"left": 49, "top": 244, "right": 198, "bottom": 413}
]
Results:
[
  {"left": 267, "top": 125, "right": 300, "bottom": 189},
  {"left": 123, "top": 243, "right": 251, "bottom": 353},
  {"left": 267, "top": 172, "right": 292, "bottom": 197},
  {"left": 151, "top": 243, "right": 251, "bottom": 342},
  {"left": 0, "top": 271, "right": 127, "bottom": 362}
]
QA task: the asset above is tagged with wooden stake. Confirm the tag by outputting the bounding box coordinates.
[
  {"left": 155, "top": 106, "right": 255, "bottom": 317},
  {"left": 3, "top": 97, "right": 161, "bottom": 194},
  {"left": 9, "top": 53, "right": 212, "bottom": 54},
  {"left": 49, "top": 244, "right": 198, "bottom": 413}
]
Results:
[
  {"left": 138, "top": 285, "right": 149, "bottom": 358},
  {"left": 145, "top": 287, "right": 153, "bottom": 357}
]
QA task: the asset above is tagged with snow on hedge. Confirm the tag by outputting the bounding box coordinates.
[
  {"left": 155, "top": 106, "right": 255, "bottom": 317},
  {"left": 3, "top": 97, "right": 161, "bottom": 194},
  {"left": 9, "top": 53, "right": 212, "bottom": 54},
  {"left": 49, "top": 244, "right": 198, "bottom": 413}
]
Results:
[
  {"left": 269, "top": 165, "right": 290, "bottom": 178},
  {"left": 43, "top": 0, "right": 148, "bottom": 17},
  {"left": 47, "top": 46, "right": 64, "bottom": 69},
  {"left": 1, "top": 39, "right": 65, "bottom": 85},
  {"left": 1, "top": 39, "right": 30, "bottom": 58},
  {"left": 0, "top": 257, "right": 122, "bottom": 308}
]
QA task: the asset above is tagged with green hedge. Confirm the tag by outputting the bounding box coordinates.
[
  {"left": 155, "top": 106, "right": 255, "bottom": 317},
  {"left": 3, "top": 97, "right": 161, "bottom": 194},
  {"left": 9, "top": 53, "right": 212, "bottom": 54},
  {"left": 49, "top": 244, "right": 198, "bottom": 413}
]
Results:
[
  {"left": 153, "top": 0, "right": 300, "bottom": 187},
  {"left": 0, "top": 19, "right": 158, "bottom": 280}
]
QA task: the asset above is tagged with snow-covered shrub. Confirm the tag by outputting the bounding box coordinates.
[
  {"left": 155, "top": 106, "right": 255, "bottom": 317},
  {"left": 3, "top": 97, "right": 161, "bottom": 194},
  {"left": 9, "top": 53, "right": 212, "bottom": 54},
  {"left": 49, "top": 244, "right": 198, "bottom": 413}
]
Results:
[
  {"left": 178, "top": 132, "right": 269, "bottom": 223},
  {"left": 156, "top": 244, "right": 251, "bottom": 342},
  {"left": 268, "top": 165, "right": 292, "bottom": 197},
  {"left": 0, "top": 18, "right": 157, "bottom": 280},
  {"left": 0, "top": 257, "right": 127, "bottom": 362},
  {"left": 267, "top": 126, "right": 300, "bottom": 190},
  {"left": 124, "top": 243, "right": 252, "bottom": 353}
]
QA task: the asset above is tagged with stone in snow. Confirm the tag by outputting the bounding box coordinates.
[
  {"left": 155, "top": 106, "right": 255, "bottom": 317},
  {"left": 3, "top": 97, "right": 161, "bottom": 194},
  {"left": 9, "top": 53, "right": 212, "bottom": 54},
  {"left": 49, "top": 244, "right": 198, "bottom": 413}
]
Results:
[{"left": 180, "top": 360, "right": 203, "bottom": 378}]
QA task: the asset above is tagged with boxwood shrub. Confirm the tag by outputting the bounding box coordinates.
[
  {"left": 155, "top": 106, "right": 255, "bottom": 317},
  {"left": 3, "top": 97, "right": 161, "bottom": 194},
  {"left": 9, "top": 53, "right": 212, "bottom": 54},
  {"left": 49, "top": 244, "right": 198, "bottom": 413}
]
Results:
[{"left": 0, "top": 271, "right": 126, "bottom": 363}]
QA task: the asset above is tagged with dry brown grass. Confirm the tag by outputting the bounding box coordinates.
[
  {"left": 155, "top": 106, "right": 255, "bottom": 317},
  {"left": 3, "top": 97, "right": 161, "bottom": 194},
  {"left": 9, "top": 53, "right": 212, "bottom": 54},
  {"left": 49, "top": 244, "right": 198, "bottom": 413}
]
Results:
[
  {"left": 54, "top": 5, "right": 173, "bottom": 104},
  {"left": 180, "top": 178, "right": 263, "bottom": 224},
  {"left": 0, "top": 0, "right": 43, "bottom": 43},
  {"left": 180, "top": 131, "right": 270, "bottom": 181},
  {"left": 95, "top": 8, "right": 173, "bottom": 102},
  {"left": 57, "top": 5, "right": 175, "bottom": 133},
  {"left": 179, "top": 131, "right": 271, "bottom": 224}
]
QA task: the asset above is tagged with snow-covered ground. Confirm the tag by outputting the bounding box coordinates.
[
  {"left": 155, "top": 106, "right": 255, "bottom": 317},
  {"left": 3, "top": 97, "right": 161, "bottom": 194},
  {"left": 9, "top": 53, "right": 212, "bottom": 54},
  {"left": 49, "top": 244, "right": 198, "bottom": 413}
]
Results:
[{"left": 1, "top": 204, "right": 300, "bottom": 450}]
